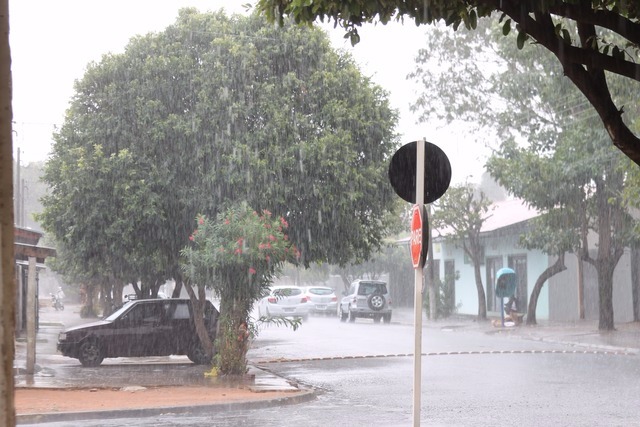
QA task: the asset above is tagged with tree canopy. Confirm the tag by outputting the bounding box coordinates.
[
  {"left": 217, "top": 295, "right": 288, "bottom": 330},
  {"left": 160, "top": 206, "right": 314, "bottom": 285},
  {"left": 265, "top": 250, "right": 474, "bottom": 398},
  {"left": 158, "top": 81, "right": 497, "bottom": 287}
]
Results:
[
  {"left": 407, "top": 14, "right": 638, "bottom": 329},
  {"left": 39, "top": 9, "right": 399, "bottom": 298},
  {"left": 256, "top": 0, "right": 640, "bottom": 165}
]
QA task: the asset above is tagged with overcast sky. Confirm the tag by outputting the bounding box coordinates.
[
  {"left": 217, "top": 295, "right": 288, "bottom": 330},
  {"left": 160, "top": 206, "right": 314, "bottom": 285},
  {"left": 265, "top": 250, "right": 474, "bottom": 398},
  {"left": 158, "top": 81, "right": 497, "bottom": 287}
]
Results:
[{"left": 9, "top": 1, "right": 488, "bottom": 183}]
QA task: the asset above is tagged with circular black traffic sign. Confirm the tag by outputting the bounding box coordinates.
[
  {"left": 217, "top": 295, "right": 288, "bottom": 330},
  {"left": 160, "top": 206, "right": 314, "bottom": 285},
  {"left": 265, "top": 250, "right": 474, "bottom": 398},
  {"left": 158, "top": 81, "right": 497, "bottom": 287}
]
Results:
[{"left": 388, "top": 141, "right": 452, "bottom": 204}]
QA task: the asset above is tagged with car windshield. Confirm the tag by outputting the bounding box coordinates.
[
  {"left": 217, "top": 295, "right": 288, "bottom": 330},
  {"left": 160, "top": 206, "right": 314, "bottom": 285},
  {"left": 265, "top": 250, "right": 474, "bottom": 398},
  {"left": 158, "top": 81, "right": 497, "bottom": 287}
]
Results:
[{"left": 103, "top": 301, "right": 134, "bottom": 322}]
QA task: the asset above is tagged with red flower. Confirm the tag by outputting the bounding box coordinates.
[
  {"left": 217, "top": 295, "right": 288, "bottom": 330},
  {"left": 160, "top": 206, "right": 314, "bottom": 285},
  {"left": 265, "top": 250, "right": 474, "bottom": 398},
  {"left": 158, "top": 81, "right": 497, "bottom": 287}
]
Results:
[
  {"left": 198, "top": 217, "right": 205, "bottom": 225},
  {"left": 224, "top": 218, "right": 230, "bottom": 225},
  {"left": 268, "top": 235, "right": 276, "bottom": 241},
  {"left": 234, "top": 248, "right": 242, "bottom": 255},
  {"left": 249, "top": 267, "right": 256, "bottom": 275},
  {"left": 265, "top": 255, "right": 270, "bottom": 262},
  {"left": 280, "top": 217, "right": 288, "bottom": 228},
  {"left": 189, "top": 235, "right": 195, "bottom": 241}
]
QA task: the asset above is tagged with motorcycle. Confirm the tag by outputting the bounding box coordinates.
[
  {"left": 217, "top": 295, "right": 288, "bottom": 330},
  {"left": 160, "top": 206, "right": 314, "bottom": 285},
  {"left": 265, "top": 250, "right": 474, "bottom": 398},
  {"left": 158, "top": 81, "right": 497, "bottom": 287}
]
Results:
[
  {"left": 503, "top": 298, "right": 523, "bottom": 325},
  {"left": 51, "top": 293, "right": 64, "bottom": 311}
]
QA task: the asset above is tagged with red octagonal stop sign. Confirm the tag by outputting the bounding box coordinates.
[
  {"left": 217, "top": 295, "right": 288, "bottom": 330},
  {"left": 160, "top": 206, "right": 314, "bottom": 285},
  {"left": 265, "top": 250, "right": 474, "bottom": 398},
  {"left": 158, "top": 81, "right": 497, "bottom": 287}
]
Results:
[{"left": 410, "top": 205, "right": 428, "bottom": 269}]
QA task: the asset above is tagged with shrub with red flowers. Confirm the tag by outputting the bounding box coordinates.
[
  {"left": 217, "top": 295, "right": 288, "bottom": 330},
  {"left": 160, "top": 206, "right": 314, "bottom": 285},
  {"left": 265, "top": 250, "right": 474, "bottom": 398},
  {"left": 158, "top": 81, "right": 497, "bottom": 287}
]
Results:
[{"left": 182, "top": 202, "right": 298, "bottom": 375}]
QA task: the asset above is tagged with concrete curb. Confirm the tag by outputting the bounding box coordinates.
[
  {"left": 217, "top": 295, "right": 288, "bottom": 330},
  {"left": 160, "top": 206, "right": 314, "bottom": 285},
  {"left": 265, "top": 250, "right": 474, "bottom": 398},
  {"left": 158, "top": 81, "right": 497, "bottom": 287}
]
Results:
[
  {"left": 519, "top": 335, "right": 640, "bottom": 355},
  {"left": 16, "top": 389, "right": 317, "bottom": 424}
]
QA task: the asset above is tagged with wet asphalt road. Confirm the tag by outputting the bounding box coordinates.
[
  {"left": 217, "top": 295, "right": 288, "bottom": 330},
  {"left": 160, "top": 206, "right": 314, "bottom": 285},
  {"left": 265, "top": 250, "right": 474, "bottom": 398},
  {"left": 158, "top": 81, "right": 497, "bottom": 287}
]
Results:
[{"left": 22, "top": 314, "right": 640, "bottom": 426}]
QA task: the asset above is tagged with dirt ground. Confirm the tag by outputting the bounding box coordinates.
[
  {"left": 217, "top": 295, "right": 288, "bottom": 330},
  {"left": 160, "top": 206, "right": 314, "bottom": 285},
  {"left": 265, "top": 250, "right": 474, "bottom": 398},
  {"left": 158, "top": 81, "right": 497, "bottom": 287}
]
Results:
[{"left": 15, "top": 386, "right": 299, "bottom": 415}]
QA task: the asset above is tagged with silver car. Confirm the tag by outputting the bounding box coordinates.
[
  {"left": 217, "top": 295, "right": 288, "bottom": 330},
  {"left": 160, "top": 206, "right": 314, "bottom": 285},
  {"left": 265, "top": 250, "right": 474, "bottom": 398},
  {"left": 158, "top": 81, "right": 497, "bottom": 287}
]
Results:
[
  {"left": 338, "top": 280, "right": 392, "bottom": 323},
  {"left": 303, "top": 286, "right": 338, "bottom": 316},
  {"left": 257, "top": 286, "right": 310, "bottom": 321}
]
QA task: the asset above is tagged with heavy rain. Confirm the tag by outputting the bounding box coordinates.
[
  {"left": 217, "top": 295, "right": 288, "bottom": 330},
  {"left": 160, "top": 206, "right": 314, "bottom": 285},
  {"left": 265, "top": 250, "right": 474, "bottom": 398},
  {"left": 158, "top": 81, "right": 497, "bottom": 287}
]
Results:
[{"left": 5, "top": 1, "right": 640, "bottom": 427}]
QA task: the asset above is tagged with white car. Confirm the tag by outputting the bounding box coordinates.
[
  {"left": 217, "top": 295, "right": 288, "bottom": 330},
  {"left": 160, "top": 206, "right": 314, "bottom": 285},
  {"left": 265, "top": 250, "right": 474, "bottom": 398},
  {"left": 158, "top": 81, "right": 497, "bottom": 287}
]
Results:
[
  {"left": 303, "top": 286, "right": 338, "bottom": 316},
  {"left": 257, "top": 286, "right": 310, "bottom": 321}
]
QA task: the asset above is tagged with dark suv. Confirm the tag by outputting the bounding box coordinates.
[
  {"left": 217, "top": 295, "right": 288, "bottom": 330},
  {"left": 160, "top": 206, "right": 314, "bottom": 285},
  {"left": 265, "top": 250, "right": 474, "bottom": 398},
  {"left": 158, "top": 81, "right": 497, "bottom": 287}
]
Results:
[
  {"left": 57, "top": 298, "right": 218, "bottom": 367},
  {"left": 338, "top": 280, "right": 392, "bottom": 323}
]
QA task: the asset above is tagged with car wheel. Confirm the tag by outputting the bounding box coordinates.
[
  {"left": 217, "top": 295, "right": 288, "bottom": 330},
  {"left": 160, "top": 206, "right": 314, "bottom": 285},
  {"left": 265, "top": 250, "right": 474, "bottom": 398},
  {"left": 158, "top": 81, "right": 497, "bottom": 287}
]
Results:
[
  {"left": 338, "top": 306, "right": 347, "bottom": 322},
  {"left": 348, "top": 308, "right": 356, "bottom": 323},
  {"left": 383, "top": 313, "right": 392, "bottom": 324},
  {"left": 188, "top": 342, "right": 213, "bottom": 365},
  {"left": 367, "top": 293, "right": 385, "bottom": 311},
  {"left": 78, "top": 337, "right": 104, "bottom": 367}
]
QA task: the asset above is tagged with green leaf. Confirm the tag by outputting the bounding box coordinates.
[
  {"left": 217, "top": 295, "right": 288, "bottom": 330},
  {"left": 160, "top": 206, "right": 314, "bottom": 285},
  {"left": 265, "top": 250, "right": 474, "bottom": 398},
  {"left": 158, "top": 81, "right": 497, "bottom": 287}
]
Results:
[
  {"left": 502, "top": 19, "right": 511, "bottom": 36},
  {"left": 517, "top": 31, "right": 527, "bottom": 49},
  {"left": 469, "top": 10, "right": 477, "bottom": 30}
]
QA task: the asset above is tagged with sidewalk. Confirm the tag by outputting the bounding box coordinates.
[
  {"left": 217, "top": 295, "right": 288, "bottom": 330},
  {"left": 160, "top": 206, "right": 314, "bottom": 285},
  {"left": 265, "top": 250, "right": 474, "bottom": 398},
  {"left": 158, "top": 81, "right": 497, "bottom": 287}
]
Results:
[
  {"left": 13, "top": 304, "right": 314, "bottom": 424},
  {"left": 13, "top": 304, "right": 640, "bottom": 423},
  {"left": 393, "top": 306, "right": 640, "bottom": 355}
]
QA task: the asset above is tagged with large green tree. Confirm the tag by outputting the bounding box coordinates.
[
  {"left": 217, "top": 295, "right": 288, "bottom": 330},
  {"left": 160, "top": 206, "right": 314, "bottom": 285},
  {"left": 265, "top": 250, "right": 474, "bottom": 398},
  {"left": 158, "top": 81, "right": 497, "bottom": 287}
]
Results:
[
  {"left": 409, "top": 17, "right": 638, "bottom": 329},
  {"left": 257, "top": 0, "right": 640, "bottom": 165},
  {"left": 39, "top": 9, "right": 398, "bottom": 352}
]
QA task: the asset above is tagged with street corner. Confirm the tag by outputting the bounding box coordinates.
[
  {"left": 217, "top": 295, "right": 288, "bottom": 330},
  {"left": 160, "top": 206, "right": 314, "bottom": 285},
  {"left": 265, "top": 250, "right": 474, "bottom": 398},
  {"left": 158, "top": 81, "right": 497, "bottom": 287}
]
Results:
[{"left": 246, "top": 364, "right": 309, "bottom": 393}]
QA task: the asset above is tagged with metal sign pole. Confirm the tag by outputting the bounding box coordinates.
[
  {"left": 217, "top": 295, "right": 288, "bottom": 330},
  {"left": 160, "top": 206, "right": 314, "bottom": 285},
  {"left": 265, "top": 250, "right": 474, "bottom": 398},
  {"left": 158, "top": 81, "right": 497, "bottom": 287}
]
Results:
[{"left": 413, "top": 138, "right": 425, "bottom": 426}]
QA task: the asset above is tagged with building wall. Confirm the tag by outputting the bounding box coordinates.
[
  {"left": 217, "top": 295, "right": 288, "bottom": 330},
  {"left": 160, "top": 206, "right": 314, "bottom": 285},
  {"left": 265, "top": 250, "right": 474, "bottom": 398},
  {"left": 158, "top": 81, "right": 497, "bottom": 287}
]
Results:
[
  {"left": 549, "top": 249, "right": 635, "bottom": 323},
  {"left": 436, "top": 234, "right": 550, "bottom": 320}
]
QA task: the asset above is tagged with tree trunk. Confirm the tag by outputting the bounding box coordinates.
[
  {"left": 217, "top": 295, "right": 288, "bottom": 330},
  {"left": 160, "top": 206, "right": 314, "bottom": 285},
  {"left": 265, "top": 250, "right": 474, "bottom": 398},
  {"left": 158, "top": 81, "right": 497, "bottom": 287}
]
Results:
[
  {"left": 217, "top": 296, "right": 250, "bottom": 376},
  {"left": 594, "top": 176, "right": 624, "bottom": 331},
  {"left": 597, "top": 261, "right": 616, "bottom": 331},
  {"left": 131, "top": 281, "right": 141, "bottom": 298},
  {"left": 527, "top": 253, "right": 566, "bottom": 325},
  {"left": 631, "top": 245, "right": 640, "bottom": 322},
  {"left": 171, "top": 280, "right": 183, "bottom": 298},
  {"left": 113, "top": 281, "right": 124, "bottom": 308},
  {"left": 183, "top": 280, "right": 215, "bottom": 359},
  {"left": 0, "top": 2, "right": 15, "bottom": 420},
  {"left": 473, "top": 260, "right": 487, "bottom": 320}
]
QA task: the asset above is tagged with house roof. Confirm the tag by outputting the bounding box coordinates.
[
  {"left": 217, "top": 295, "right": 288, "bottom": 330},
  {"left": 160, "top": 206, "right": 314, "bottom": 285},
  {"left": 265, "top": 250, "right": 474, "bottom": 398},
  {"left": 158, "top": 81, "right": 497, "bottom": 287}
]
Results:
[
  {"left": 430, "top": 197, "right": 539, "bottom": 240},
  {"left": 395, "top": 198, "right": 539, "bottom": 245},
  {"left": 480, "top": 198, "right": 539, "bottom": 233}
]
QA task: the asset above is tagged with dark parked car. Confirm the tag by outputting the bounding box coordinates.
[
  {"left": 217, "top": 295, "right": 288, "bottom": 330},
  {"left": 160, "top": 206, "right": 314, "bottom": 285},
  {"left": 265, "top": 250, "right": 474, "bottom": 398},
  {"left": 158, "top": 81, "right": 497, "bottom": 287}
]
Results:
[{"left": 57, "top": 298, "right": 219, "bottom": 367}]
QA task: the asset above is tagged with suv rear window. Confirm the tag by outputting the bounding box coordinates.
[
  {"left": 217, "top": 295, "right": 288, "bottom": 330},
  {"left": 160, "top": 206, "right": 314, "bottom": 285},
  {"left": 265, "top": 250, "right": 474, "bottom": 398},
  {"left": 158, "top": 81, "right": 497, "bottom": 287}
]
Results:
[{"left": 357, "top": 282, "right": 387, "bottom": 295}]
